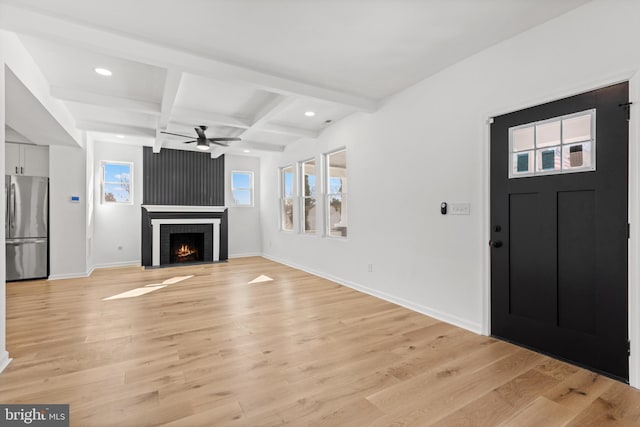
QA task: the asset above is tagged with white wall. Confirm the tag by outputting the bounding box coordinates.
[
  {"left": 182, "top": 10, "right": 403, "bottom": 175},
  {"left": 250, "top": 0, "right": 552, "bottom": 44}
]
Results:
[
  {"left": 85, "top": 136, "right": 95, "bottom": 271},
  {"left": 0, "top": 29, "right": 83, "bottom": 371},
  {"left": 0, "top": 31, "right": 80, "bottom": 147},
  {"left": 91, "top": 140, "right": 142, "bottom": 268},
  {"left": 260, "top": 0, "right": 640, "bottom": 378},
  {"left": 0, "top": 55, "right": 9, "bottom": 373},
  {"left": 48, "top": 145, "right": 87, "bottom": 278},
  {"left": 225, "top": 154, "right": 262, "bottom": 257}
]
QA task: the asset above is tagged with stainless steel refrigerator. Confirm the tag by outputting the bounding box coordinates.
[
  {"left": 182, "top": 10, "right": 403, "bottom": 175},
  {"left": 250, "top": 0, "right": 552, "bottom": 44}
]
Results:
[{"left": 5, "top": 175, "right": 48, "bottom": 281}]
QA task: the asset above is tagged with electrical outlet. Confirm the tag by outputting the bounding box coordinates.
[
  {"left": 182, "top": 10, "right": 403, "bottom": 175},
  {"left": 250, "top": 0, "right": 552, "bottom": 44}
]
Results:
[{"left": 449, "top": 202, "right": 471, "bottom": 215}]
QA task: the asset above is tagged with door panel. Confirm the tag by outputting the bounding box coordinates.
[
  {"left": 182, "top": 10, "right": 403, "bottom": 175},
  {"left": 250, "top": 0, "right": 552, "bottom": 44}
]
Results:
[
  {"left": 509, "top": 192, "right": 555, "bottom": 323},
  {"left": 491, "top": 82, "right": 629, "bottom": 381},
  {"left": 557, "top": 190, "right": 596, "bottom": 334}
]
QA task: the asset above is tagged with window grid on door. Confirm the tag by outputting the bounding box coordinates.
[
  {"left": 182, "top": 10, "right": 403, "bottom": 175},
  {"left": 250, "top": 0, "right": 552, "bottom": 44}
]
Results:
[{"left": 508, "top": 109, "right": 596, "bottom": 179}]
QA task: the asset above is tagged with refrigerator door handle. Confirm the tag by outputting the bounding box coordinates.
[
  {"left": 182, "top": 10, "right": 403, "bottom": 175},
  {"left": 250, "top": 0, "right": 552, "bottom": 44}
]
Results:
[
  {"left": 5, "top": 180, "right": 8, "bottom": 232},
  {"left": 7, "top": 239, "right": 46, "bottom": 245},
  {"left": 10, "top": 182, "right": 15, "bottom": 229}
]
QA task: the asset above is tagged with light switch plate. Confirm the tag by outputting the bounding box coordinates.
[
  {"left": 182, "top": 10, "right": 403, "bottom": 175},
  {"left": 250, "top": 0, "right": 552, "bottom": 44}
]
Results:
[{"left": 449, "top": 202, "right": 471, "bottom": 215}]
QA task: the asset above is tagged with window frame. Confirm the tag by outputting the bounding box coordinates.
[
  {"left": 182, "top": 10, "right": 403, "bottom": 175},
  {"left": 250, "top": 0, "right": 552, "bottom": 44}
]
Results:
[
  {"left": 101, "top": 161, "right": 133, "bottom": 205},
  {"left": 279, "top": 164, "right": 295, "bottom": 232},
  {"left": 299, "top": 158, "right": 318, "bottom": 235},
  {"left": 508, "top": 109, "right": 596, "bottom": 179},
  {"left": 230, "top": 170, "right": 254, "bottom": 207},
  {"left": 324, "top": 148, "right": 348, "bottom": 239}
]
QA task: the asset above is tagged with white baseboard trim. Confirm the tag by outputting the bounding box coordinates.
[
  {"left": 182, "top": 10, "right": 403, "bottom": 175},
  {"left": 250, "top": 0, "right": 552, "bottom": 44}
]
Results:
[
  {"left": 229, "top": 252, "right": 263, "bottom": 259},
  {"left": 48, "top": 261, "right": 141, "bottom": 281},
  {"left": 263, "top": 254, "right": 483, "bottom": 335},
  {"left": 0, "top": 351, "right": 12, "bottom": 375},
  {"left": 92, "top": 260, "right": 141, "bottom": 270},
  {"left": 48, "top": 271, "right": 92, "bottom": 281}
]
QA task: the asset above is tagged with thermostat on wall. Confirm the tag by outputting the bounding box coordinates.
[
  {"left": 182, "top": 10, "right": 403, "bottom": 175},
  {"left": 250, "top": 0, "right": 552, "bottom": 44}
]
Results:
[{"left": 70, "top": 196, "right": 80, "bottom": 203}]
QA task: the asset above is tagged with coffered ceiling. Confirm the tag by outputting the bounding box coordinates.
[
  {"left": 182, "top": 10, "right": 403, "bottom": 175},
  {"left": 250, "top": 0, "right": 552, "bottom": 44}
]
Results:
[{"left": 0, "top": 0, "right": 590, "bottom": 157}]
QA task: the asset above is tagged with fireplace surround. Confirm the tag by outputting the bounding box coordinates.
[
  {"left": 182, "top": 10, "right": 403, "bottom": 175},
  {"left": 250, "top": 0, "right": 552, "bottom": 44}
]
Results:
[{"left": 141, "top": 205, "right": 228, "bottom": 267}]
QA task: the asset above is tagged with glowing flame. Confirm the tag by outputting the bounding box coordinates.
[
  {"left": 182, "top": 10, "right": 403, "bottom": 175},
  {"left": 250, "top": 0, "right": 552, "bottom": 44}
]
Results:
[{"left": 176, "top": 244, "right": 197, "bottom": 259}]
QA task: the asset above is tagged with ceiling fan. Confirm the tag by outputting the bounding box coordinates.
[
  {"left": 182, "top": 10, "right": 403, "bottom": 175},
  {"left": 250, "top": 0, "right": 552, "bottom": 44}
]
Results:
[{"left": 160, "top": 126, "right": 241, "bottom": 151}]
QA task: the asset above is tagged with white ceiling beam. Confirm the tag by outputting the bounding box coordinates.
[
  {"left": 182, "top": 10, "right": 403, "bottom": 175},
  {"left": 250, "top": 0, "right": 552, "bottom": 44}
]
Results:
[
  {"left": 259, "top": 122, "right": 319, "bottom": 139},
  {"left": 239, "top": 140, "right": 286, "bottom": 152},
  {"left": 171, "top": 106, "right": 316, "bottom": 140},
  {"left": 240, "top": 95, "right": 297, "bottom": 140},
  {"left": 158, "top": 69, "right": 182, "bottom": 129},
  {"left": 0, "top": 3, "right": 377, "bottom": 112},
  {"left": 154, "top": 69, "right": 182, "bottom": 153},
  {"left": 170, "top": 107, "right": 251, "bottom": 130},
  {"left": 209, "top": 146, "right": 229, "bottom": 159},
  {"left": 251, "top": 95, "right": 296, "bottom": 126},
  {"left": 208, "top": 140, "right": 285, "bottom": 158},
  {"left": 75, "top": 119, "right": 155, "bottom": 138},
  {"left": 153, "top": 135, "right": 164, "bottom": 153},
  {"left": 50, "top": 86, "right": 160, "bottom": 115}
]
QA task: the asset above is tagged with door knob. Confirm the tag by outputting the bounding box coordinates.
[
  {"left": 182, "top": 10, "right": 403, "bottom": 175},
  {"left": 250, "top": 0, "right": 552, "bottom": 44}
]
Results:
[{"left": 489, "top": 240, "right": 503, "bottom": 248}]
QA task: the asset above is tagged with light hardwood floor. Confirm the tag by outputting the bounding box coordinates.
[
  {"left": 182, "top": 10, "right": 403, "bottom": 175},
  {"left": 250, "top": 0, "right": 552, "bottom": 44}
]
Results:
[{"left": 1, "top": 257, "right": 639, "bottom": 426}]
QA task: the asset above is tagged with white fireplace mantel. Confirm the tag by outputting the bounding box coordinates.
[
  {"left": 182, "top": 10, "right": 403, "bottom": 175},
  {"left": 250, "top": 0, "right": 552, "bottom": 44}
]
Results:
[{"left": 143, "top": 205, "right": 226, "bottom": 213}]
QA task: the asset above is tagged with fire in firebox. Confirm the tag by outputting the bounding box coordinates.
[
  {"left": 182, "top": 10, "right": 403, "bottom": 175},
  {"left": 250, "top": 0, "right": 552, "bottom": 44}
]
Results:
[
  {"left": 169, "top": 233, "right": 204, "bottom": 264},
  {"left": 176, "top": 244, "right": 198, "bottom": 261}
]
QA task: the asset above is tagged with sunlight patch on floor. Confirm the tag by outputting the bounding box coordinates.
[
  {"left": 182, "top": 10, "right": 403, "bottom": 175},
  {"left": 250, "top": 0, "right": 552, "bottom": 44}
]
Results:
[
  {"left": 248, "top": 275, "right": 274, "bottom": 284},
  {"left": 103, "top": 285, "right": 167, "bottom": 300},
  {"left": 161, "top": 275, "right": 193, "bottom": 285},
  {"left": 102, "top": 275, "right": 194, "bottom": 301}
]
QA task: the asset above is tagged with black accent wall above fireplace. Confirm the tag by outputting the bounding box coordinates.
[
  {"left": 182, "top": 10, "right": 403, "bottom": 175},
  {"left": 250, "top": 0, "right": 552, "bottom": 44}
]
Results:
[{"left": 143, "top": 147, "right": 224, "bottom": 206}]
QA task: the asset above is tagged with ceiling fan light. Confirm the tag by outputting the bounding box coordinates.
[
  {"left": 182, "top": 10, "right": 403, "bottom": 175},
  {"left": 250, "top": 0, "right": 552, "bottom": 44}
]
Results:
[{"left": 196, "top": 142, "right": 209, "bottom": 151}]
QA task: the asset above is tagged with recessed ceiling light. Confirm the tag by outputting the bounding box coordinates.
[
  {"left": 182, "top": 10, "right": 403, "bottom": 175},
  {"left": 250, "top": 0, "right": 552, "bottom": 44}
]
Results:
[
  {"left": 94, "top": 67, "right": 112, "bottom": 76},
  {"left": 304, "top": 111, "right": 315, "bottom": 117},
  {"left": 243, "top": 149, "right": 251, "bottom": 153},
  {"left": 115, "top": 134, "right": 125, "bottom": 139}
]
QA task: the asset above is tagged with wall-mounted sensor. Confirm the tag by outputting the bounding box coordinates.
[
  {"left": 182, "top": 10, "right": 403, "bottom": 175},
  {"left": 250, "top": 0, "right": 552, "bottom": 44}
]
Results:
[{"left": 441, "top": 202, "right": 447, "bottom": 215}]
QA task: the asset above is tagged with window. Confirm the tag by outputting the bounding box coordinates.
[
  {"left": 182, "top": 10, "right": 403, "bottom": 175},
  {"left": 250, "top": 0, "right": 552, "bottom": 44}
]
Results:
[
  {"left": 509, "top": 109, "right": 595, "bottom": 178},
  {"left": 279, "top": 165, "right": 294, "bottom": 231},
  {"left": 325, "top": 149, "right": 347, "bottom": 237},
  {"left": 231, "top": 171, "right": 253, "bottom": 207},
  {"left": 102, "top": 161, "right": 132, "bottom": 204},
  {"left": 300, "top": 159, "right": 317, "bottom": 234}
]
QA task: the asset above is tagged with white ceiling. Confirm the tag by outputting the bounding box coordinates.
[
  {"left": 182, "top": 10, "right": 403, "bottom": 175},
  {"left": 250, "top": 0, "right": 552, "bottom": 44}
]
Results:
[
  {"left": 0, "top": 0, "right": 591, "bottom": 156},
  {"left": 5, "top": 67, "right": 80, "bottom": 147}
]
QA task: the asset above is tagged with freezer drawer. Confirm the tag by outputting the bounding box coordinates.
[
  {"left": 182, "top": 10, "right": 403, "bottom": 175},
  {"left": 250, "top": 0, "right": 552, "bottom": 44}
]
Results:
[{"left": 6, "top": 238, "right": 47, "bottom": 281}]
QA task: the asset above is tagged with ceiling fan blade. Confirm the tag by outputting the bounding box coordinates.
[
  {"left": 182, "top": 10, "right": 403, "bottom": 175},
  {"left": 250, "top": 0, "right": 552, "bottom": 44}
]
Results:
[
  {"left": 207, "top": 137, "right": 241, "bottom": 142},
  {"left": 194, "top": 127, "right": 207, "bottom": 139},
  {"left": 160, "top": 131, "right": 193, "bottom": 139},
  {"left": 210, "top": 140, "right": 230, "bottom": 147},
  {"left": 182, "top": 140, "right": 197, "bottom": 144}
]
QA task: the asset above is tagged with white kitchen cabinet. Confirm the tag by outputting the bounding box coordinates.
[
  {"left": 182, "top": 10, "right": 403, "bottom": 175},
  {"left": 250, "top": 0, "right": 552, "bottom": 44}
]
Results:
[{"left": 5, "top": 143, "right": 49, "bottom": 177}]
